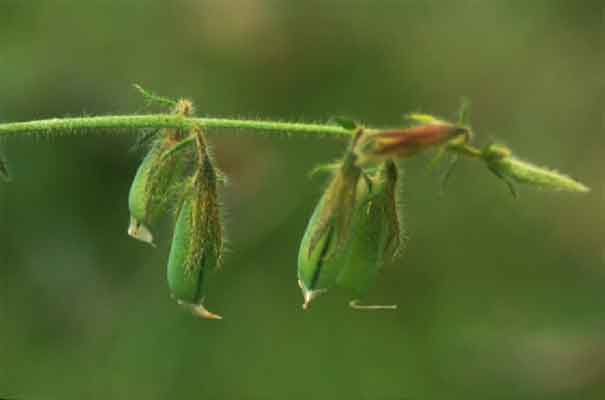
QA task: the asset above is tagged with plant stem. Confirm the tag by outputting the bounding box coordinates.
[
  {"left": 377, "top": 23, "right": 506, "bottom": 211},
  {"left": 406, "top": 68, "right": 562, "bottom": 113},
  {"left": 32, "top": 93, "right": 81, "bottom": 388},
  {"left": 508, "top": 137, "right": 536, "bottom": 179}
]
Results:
[
  {"left": 0, "top": 112, "right": 590, "bottom": 193},
  {"left": 0, "top": 114, "right": 352, "bottom": 139}
]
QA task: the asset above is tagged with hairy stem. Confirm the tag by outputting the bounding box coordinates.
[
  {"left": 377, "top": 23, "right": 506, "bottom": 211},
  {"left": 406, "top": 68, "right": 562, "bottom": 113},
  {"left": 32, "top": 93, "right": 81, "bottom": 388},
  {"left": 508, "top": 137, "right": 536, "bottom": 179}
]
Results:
[
  {"left": 0, "top": 112, "right": 590, "bottom": 194},
  {"left": 0, "top": 114, "right": 352, "bottom": 138}
]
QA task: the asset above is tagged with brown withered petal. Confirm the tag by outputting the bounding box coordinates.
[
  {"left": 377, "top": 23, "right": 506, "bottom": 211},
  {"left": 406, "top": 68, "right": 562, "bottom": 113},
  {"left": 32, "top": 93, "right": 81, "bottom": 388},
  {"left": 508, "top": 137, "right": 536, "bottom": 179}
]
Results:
[{"left": 355, "top": 123, "right": 467, "bottom": 167}]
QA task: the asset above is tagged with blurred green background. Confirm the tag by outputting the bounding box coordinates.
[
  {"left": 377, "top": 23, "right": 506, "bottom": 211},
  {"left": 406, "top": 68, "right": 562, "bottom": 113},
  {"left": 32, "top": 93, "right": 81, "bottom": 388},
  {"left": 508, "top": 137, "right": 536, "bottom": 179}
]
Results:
[{"left": 1, "top": 1, "right": 604, "bottom": 398}]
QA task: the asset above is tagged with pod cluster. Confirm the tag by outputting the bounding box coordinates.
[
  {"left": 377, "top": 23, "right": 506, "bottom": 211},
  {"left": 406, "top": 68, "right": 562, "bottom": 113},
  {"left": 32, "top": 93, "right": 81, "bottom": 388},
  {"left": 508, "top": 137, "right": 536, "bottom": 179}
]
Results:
[
  {"left": 297, "top": 118, "right": 467, "bottom": 310},
  {"left": 298, "top": 129, "right": 406, "bottom": 310},
  {"left": 127, "top": 100, "right": 224, "bottom": 319},
  {"left": 297, "top": 104, "right": 589, "bottom": 310}
]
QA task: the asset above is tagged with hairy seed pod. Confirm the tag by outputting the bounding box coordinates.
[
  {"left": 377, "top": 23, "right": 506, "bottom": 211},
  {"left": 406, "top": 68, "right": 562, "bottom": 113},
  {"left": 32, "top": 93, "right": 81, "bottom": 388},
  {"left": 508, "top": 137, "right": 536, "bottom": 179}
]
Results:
[
  {"left": 127, "top": 135, "right": 192, "bottom": 245},
  {"left": 297, "top": 194, "right": 347, "bottom": 309},
  {"left": 167, "top": 193, "right": 222, "bottom": 320},
  {"left": 336, "top": 160, "right": 403, "bottom": 306},
  {"left": 297, "top": 141, "right": 363, "bottom": 309},
  {"left": 128, "top": 146, "right": 159, "bottom": 245},
  {"left": 167, "top": 128, "right": 224, "bottom": 320},
  {"left": 127, "top": 99, "right": 195, "bottom": 245}
]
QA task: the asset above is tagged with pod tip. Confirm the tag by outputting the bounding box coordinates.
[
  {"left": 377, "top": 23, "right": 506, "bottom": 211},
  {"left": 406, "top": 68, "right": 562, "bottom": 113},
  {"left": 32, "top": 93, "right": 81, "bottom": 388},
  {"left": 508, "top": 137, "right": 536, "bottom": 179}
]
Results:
[
  {"left": 127, "top": 217, "right": 155, "bottom": 246},
  {"left": 178, "top": 300, "right": 223, "bottom": 320},
  {"left": 191, "top": 304, "right": 223, "bottom": 320},
  {"left": 302, "top": 294, "right": 312, "bottom": 310},
  {"left": 298, "top": 280, "right": 326, "bottom": 310}
]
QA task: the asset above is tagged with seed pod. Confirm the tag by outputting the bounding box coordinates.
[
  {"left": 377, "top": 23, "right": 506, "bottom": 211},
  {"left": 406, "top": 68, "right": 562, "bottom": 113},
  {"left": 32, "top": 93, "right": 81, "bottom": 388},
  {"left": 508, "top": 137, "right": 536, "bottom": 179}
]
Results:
[
  {"left": 167, "top": 128, "right": 224, "bottom": 320},
  {"left": 128, "top": 140, "right": 190, "bottom": 245},
  {"left": 128, "top": 146, "right": 160, "bottom": 245},
  {"left": 297, "top": 137, "right": 363, "bottom": 309},
  {"left": 336, "top": 160, "right": 403, "bottom": 307},
  {"left": 297, "top": 193, "right": 348, "bottom": 309},
  {"left": 167, "top": 187, "right": 222, "bottom": 320},
  {"left": 127, "top": 99, "right": 195, "bottom": 245}
]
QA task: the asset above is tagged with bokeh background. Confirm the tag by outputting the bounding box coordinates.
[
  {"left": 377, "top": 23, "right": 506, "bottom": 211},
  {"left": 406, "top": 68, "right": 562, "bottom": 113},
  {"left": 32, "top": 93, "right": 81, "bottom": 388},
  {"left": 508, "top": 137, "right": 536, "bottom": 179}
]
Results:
[{"left": 1, "top": 1, "right": 604, "bottom": 398}]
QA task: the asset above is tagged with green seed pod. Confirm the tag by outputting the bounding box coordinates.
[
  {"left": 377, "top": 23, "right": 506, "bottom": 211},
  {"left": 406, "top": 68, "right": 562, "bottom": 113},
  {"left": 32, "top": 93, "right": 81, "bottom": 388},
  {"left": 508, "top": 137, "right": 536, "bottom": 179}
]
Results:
[
  {"left": 167, "top": 190, "right": 222, "bottom": 320},
  {"left": 128, "top": 146, "right": 159, "bottom": 245},
  {"left": 297, "top": 141, "right": 362, "bottom": 309},
  {"left": 128, "top": 135, "right": 193, "bottom": 245},
  {"left": 336, "top": 160, "right": 403, "bottom": 308},
  {"left": 167, "top": 128, "right": 224, "bottom": 320},
  {"left": 297, "top": 193, "right": 349, "bottom": 309},
  {"left": 127, "top": 99, "right": 196, "bottom": 245}
]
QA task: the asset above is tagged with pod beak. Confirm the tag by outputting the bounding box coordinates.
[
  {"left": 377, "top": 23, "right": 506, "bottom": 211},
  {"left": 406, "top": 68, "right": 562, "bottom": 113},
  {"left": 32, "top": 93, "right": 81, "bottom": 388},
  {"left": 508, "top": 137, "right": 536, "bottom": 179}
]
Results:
[
  {"left": 191, "top": 304, "right": 223, "bottom": 320},
  {"left": 302, "top": 291, "right": 313, "bottom": 310},
  {"left": 128, "top": 217, "right": 155, "bottom": 246},
  {"left": 298, "top": 280, "right": 326, "bottom": 310},
  {"left": 177, "top": 300, "right": 223, "bottom": 320}
]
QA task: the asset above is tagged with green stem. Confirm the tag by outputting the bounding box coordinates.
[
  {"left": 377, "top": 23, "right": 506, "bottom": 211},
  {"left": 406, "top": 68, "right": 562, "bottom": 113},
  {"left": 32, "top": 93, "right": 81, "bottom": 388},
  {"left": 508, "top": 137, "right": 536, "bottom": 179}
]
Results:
[
  {"left": 448, "top": 142, "right": 483, "bottom": 158},
  {"left": 0, "top": 114, "right": 352, "bottom": 138},
  {"left": 0, "top": 112, "right": 590, "bottom": 193}
]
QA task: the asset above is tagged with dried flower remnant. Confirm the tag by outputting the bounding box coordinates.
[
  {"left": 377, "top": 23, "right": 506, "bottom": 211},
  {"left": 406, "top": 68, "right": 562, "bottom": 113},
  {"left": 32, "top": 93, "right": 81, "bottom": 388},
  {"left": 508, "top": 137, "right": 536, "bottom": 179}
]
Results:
[{"left": 354, "top": 123, "right": 468, "bottom": 167}]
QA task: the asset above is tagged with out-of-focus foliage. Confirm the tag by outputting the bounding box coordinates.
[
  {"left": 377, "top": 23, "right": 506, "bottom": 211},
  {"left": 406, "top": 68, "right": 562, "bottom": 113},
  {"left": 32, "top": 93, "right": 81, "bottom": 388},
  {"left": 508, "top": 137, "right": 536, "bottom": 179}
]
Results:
[{"left": 0, "top": 1, "right": 603, "bottom": 399}]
